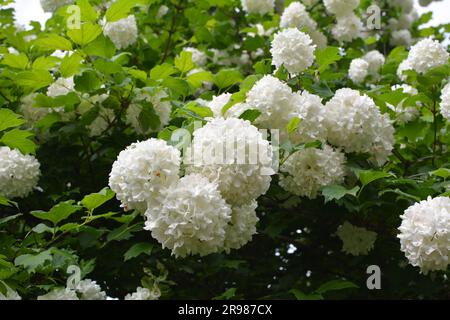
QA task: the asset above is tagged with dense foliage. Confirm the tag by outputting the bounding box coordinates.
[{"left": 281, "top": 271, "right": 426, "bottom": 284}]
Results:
[{"left": 0, "top": 0, "right": 449, "bottom": 300}]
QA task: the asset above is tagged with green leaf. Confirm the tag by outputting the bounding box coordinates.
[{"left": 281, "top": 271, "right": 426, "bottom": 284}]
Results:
[
  {"left": 184, "top": 102, "right": 213, "bottom": 118},
  {"left": 175, "top": 51, "right": 195, "bottom": 74},
  {"left": 31, "top": 201, "right": 81, "bottom": 226},
  {"left": 124, "top": 242, "right": 153, "bottom": 261},
  {"left": 77, "top": 0, "right": 98, "bottom": 22},
  {"left": 74, "top": 70, "right": 101, "bottom": 92},
  {"left": 316, "top": 280, "right": 358, "bottom": 294},
  {"left": 321, "top": 185, "right": 360, "bottom": 203},
  {"left": 138, "top": 102, "right": 161, "bottom": 131},
  {"left": 430, "top": 168, "right": 450, "bottom": 179},
  {"left": 359, "top": 170, "right": 392, "bottom": 188},
  {"left": 84, "top": 35, "right": 116, "bottom": 58},
  {"left": 14, "top": 250, "right": 52, "bottom": 273},
  {"left": 1, "top": 53, "right": 29, "bottom": 69},
  {"left": 60, "top": 52, "right": 84, "bottom": 77},
  {"left": 0, "top": 129, "right": 36, "bottom": 154},
  {"left": 253, "top": 59, "right": 272, "bottom": 75},
  {"left": 0, "top": 195, "right": 14, "bottom": 207},
  {"left": 162, "top": 77, "right": 190, "bottom": 98},
  {"left": 214, "top": 69, "right": 243, "bottom": 89},
  {"left": 213, "top": 288, "right": 237, "bottom": 300},
  {"left": 315, "top": 47, "right": 341, "bottom": 72},
  {"left": 286, "top": 117, "right": 301, "bottom": 134},
  {"left": 80, "top": 187, "right": 115, "bottom": 213},
  {"left": 239, "top": 109, "right": 261, "bottom": 122},
  {"left": 32, "top": 56, "right": 60, "bottom": 70},
  {"left": 150, "top": 63, "right": 178, "bottom": 80},
  {"left": 187, "top": 70, "right": 214, "bottom": 88},
  {"left": 107, "top": 223, "right": 142, "bottom": 242},
  {"left": 290, "top": 289, "right": 323, "bottom": 300},
  {"left": 0, "top": 213, "right": 22, "bottom": 225},
  {"left": 67, "top": 22, "right": 102, "bottom": 46},
  {"left": 34, "top": 34, "right": 73, "bottom": 51},
  {"left": 105, "top": 0, "right": 144, "bottom": 22},
  {"left": 32, "top": 223, "right": 54, "bottom": 234},
  {"left": 15, "top": 70, "right": 54, "bottom": 90},
  {"left": 0, "top": 109, "right": 25, "bottom": 132}
]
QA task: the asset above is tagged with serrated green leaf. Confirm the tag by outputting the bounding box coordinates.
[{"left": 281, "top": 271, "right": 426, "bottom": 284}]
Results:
[
  {"left": 80, "top": 187, "right": 115, "bottom": 213},
  {"left": 31, "top": 201, "right": 81, "bottom": 226},
  {"left": 0, "top": 109, "right": 25, "bottom": 132},
  {"left": 1, "top": 53, "right": 28, "bottom": 69},
  {"left": 34, "top": 34, "right": 73, "bottom": 51},
  {"left": 321, "top": 185, "right": 360, "bottom": 203},
  {"left": 0, "top": 129, "right": 36, "bottom": 154},
  {"left": 124, "top": 242, "right": 153, "bottom": 261},
  {"left": 67, "top": 22, "right": 102, "bottom": 46}
]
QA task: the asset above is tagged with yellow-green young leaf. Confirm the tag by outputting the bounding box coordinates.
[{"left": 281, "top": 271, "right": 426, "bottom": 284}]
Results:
[
  {"left": 77, "top": 0, "right": 98, "bottom": 22},
  {"left": 32, "top": 56, "right": 60, "bottom": 70},
  {"left": 150, "top": 63, "right": 178, "bottom": 80},
  {"left": 15, "top": 70, "right": 54, "bottom": 90},
  {"left": 60, "top": 52, "right": 84, "bottom": 77},
  {"left": 430, "top": 168, "right": 450, "bottom": 179},
  {"left": 81, "top": 188, "right": 115, "bottom": 212},
  {"left": 67, "top": 23, "right": 102, "bottom": 46},
  {"left": 175, "top": 51, "right": 195, "bottom": 74},
  {"left": 84, "top": 35, "right": 116, "bottom": 58},
  {"left": 30, "top": 201, "right": 81, "bottom": 226},
  {"left": 0, "top": 129, "right": 36, "bottom": 155},
  {"left": 105, "top": 0, "right": 144, "bottom": 22},
  {"left": 286, "top": 117, "right": 301, "bottom": 134},
  {"left": 187, "top": 70, "right": 214, "bottom": 88},
  {"left": 214, "top": 68, "right": 243, "bottom": 89},
  {"left": 1, "top": 53, "right": 28, "bottom": 69},
  {"left": 0, "top": 109, "right": 25, "bottom": 132},
  {"left": 358, "top": 170, "right": 392, "bottom": 188},
  {"left": 34, "top": 34, "right": 73, "bottom": 51},
  {"left": 128, "top": 69, "right": 147, "bottom": 82},
  {"left": 315, "top": 46, "right": 342, "bottom": 72}
]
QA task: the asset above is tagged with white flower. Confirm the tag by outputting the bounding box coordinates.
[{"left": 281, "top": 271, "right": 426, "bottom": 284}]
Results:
[
  {"left": 323, "top": 88, "right": 395, "bottom": 165},
  {"left": 289, "top": 91, "right": 328, "bottom": 144},
  {"left": 126, "top": 88, "right": 171, "bottom": 135},
  {"left": 224, "top": 102, "right": 253, "bottom": 119},
  {"left": 440, "top": 82, "right": 450, "bottom": 121},
  {"left": 398, "top": 196, "right": 450, "bottom": 274},
  {"left": 270, "top": 28, "right": 316, "bottom": 75},
  {"left": 390, "top": 0, "right": 414, "bottom": 13},
  {"left": 185, "top": 118, "right": 274, "bottom": 206},
  {"left": 40, "top": 0, "right": 73, "bottom": 12},
  {"left": 389, "top": 12, "right": 418, "bottom": 30},
  {"left": 37, "top": 288, "right": 79, "bottom": 300},
  {"left": 331, "top": 13, "right": 363, "bottom": 43},
  {"left": 145, "top": 174, "right": 232, "bottom": 257},
  {"left": 208, "top": 93, "right": 232, "bottom": 118},
  {"left": 323, "top": 0, "right": 360, "bottom": 16},
  {"left": 157, "top": 5, "right": 169, "bottom": 19},
  {"left": 362, "top": 50, "right": 385, "bottom": 74},
  {"left": 246, "top": 75, "right": 297, "bottom": 131},
  {"left": 76, "top": 279, "right": 107, "bottom": 300},
  {"left": 308, "top": 29, "right": 328, "bottom": 49},
  {"left": 390, "top": 29, "right": 412, "bottom": 47},
  {"left": 279, "top": 145, "right": 346, "bottom": 199},
  {"left": 0, "top": 283, "right": 21, "bottom": 300},
  {"left": 125, "top": 286, "right": 160, "bottom": 300},
  {"left": 108, "top": 139, "right": 181, "bottom": 213},
  {"left": 397, "top": 58, "right": 412, "bottom": 81},
  {"left": 348, "top": 58, "right": 369, "bottom": 84},
  {"left": 336, "top": 222, "right": 377, "bottom": 256},
  {"left": 0, "top": 147, "right": 40, "bottom": 199},
  {"left": 241, "top": 0, "right": 275, "bottom": 15},
  {"left": 407, "top": 38, "right": 449, "bottom": 74},
  {"left": 388, "top": 84, "right": 420, "bottom": 124},
  {"left": 103, "top": 15, "right": 138, "bottom": 49},
  {"left": 47, "top": 77, "right": 74, "bottom": 97},
  {"left": 184, "top": 47, "right": 207, "bottom": 67},
  {"left": 223, "top": 200, "right": 259, "bottom": 253},
  {"left": 280, "top": 2, "right": 317, "bottom": 31}
]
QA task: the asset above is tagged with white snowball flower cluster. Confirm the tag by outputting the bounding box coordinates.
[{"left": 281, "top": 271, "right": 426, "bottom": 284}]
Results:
[
  {"left": 37, "top": 279, "right": 108, "bottom": 300},
  {"left": 336, "top": 221, "right": 377, "bottom": 256},
  {"left": 398, "top": 196, "right": 450, "bottom": 274},
  {"left": 223, "top": 201, "right": 259, "bottom": 253},
  {"left": 108, "top": 139, "right": 181, "bottom": 213},
  {"left": 240, "top": 0, "right": 275, "bottom": 15},
  {"left": 323, "top": 88, "right": 395, "bottom": 165},
  {"left": 390, "top": 29, "right": 412, "bottom": 47},
  {"left": 388, "top": 84, "right": 420, "bottom": 124},
  {"left": 279, "top": 2, "right": 327, "bottom": 49},
  {"left": 37, "top": 288, "right": 79, "bottom": 300},
  {"left": 125, "top": 286, "right": 160, "bottom": 300},
  {"left": 440, "top": 83, "right": 450, "bottom": 121},
  {"left": 331, "top": 13, "right": 363, "bottom": 43},
  {"left": 280, "top": 2, "right": 317, "bottom": 31},
  {"left": 185, "top": 118, "right": 274, "bottom": 206},
  {"left": 390, "top": 0, "right": 414, "bottom": 13},
  {"left": 349, "top": 50, "right": 385, "bottom": 84},
  {"left": 270, "top": 28, "right": 316, "bottom": 75},
  {"left": 0, "top": 147, "right": 40, "bottom": 199},
  {"left": 144, "top": 174, "right": 232, "bottom": 257},
  {"left": 77, "top": 94, "right": 113, "bottom": 137},
  {"left": 183, "top": 47, "right": 208, "bottom": 67},
  {"left": 398, "top": 38, "right": 449, "bottom": 76},
  {"left": 289, "top": 91, "right": 327, "bottom": 144},
  {"left": 103, "top": 15, "right": 138, "bottom": 50},
  {"left": 47, "top": 77, "right": 74, "bottom": 97},
  {"left": 40, "top": 0, "right": 73, "bottom": 12},
  {"left": 348, "top": 58, "right": 369, "bottom": 84},
  {"left": 397, "top": 59, "right": 412, "bottom": 81},
  {"left": 208, "top": 93, "right": 232, "bottom": 118},
  {"left": 279, "top": 145, "right": 346, "bottom": 199},
  {"left": 126, "top": 88, "right": 171, "bottom": 135},
  {"left": 19, "top": 93, "right": 51, "bottom": 126},
  {"left": 323, "top": 0, "right": 360, "bottom": 16},
  {"left": 246, "top": 75, "right": 297, "bottom": 131}
]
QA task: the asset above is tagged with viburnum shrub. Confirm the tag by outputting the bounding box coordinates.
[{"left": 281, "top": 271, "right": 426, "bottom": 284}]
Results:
[{"left": 0, "top": 0, "right": 449, "bottom": 300}]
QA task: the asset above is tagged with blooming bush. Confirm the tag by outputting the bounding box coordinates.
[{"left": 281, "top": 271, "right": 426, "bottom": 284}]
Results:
[{"left": 0, "top": 0, "right": 449, "bottom": 300}]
